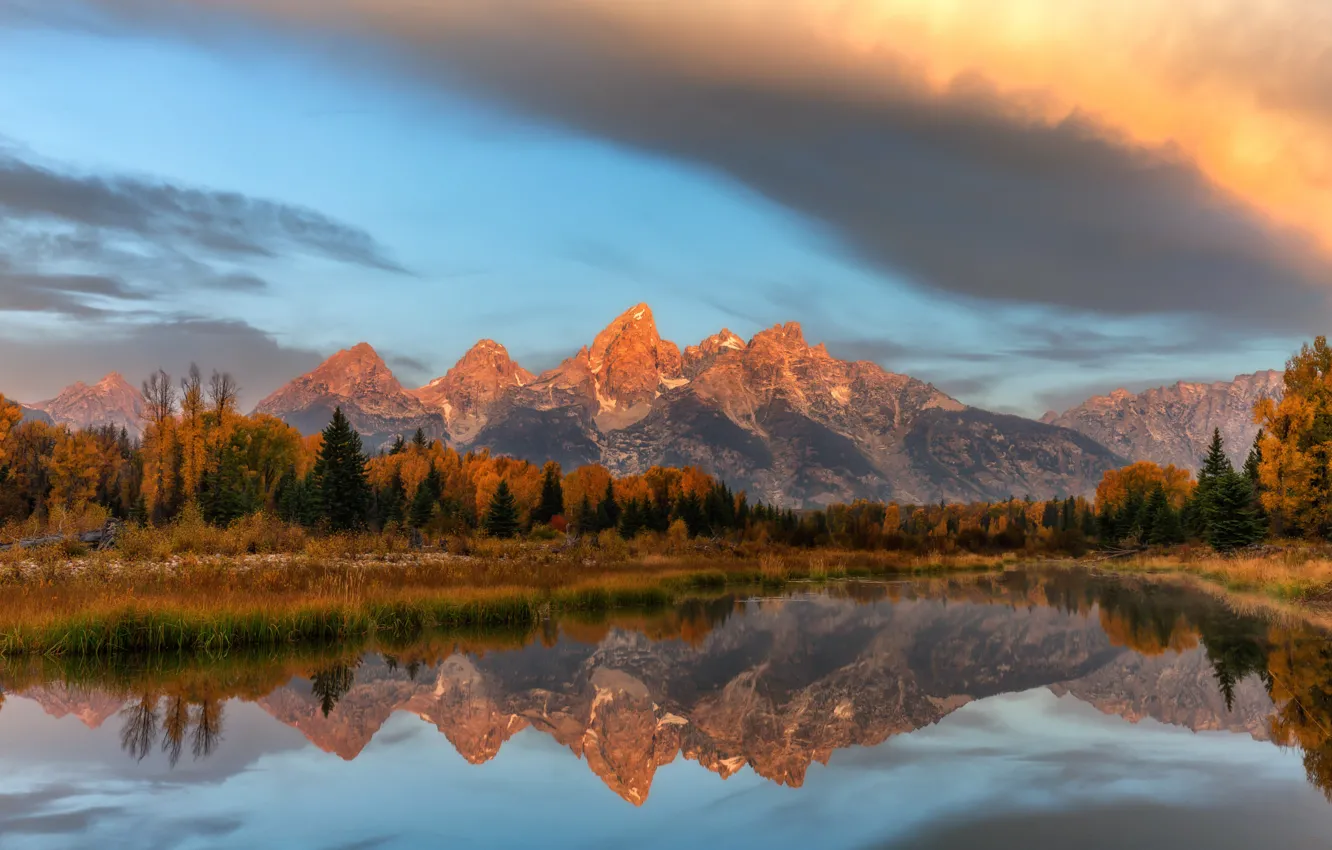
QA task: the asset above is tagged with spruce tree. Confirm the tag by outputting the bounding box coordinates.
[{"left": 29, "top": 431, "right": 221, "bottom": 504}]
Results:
[
  {"left": 313, "top": 407, "right": 371, "bottom": 531},
  {"left": 1205, "top": 472, "right": 1267, "bottom": 552},
  {"left": 533, "top": 463, "right": 564, "bottom": 525},
  {"left": 1191, "top": 428, "right": 1235, "bottom": 538},
  {"left": 412, "top": 428, "right": 428, "bottom": 450},
  {"left": 619, "top": 497, "right": 645, "bottom": 539},
  {"left": 575, "top": 494, "right": 595, "bottom": 535},
  {"left": 409, "top": 466, "right": 441, "bottom": 529},
  {"left": 1146, "top": 485, "right": 1183, "bottom": 546},
  {"left": 1244, "top": 430, "right": 1264, "bottom": 484},
  {"left": 483, "top": 479, "right": 521, "bottom": 539},
  {"left": 596, "top": 480, "right": 620, "bottom": 532},
  {"left": 202, "top": 436, "right": 251, "bottom": 526},
  {"left": 381, "top": 471, "right": 406, "bottom": 527}
]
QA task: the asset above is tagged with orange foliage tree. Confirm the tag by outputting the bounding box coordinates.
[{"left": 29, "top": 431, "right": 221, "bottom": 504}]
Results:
[
  {"left": 1095, "top": 462, "right": 1195, "bottom": 514},
  {"left": 1255, "top": 336, "right": 1332, "bottom": 536}
]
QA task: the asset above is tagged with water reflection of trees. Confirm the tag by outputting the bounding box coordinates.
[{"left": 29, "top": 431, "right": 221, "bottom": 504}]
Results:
[
  {"left": 118, "top": 692, "right": 224, "bottom": 765},
  {"left": 5, "top": 572, "right": 1327, "bottom": 800},
  {"left": 310, "top": 661, "right": 361, "bottom": 718}
]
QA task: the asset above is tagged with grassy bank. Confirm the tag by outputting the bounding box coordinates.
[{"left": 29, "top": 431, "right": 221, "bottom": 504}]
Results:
[
  {"left": 1098, "top": 546, "right": 1332, "bottom": 607},
  {"left": 0, "top": 537, "right": 1017, "bottom": 656}
]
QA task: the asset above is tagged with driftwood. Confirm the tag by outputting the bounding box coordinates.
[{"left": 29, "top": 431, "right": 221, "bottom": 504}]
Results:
[
  {"left": 0, "top": 519, "right": 122, "bottom": 553},
  {"left": 1085, "top": 547, "right": 1145, "bottom": 563}
]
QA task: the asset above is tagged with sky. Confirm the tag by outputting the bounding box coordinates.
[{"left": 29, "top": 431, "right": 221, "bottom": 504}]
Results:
[{"left": 0, "top": 0, "right": 1328, "bottom": 414}]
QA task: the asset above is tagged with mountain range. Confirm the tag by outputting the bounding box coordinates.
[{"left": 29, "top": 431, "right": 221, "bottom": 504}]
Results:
[{"left": 11, "top": 304, "right": 1286, "bottom": 505}]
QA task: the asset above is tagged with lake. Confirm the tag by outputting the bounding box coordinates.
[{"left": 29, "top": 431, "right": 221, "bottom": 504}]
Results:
[{"left": 2, "top": 570, "right": 1332, "bottom": 849}]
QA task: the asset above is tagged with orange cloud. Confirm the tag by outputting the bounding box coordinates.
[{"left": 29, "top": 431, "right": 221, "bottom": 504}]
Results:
[{"left": 176, "top": 0, "right": 1329, "bottom": 251}]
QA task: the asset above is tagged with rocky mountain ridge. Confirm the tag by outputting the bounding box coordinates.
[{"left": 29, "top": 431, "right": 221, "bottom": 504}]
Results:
[
  {"left": 1042, "top": 371, "right": 1283, "bottom": 470},
  {"left": 250, "top": 304, "right": 1125, "bottom": 504},
  {"left": 31, "top": 372, "right": 144, "bottom": 436},
  {"left": 15, "top": 304, "right": 1288, "bottom": 504},
  {"left": 253, "top": 343, "right": 447, "bottom": 448}
]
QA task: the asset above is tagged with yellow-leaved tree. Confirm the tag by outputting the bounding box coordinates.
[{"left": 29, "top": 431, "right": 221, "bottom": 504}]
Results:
[
  {"left": 1255, "top": 336, "right": 1332, "bottom": 537},
  {"left": 0, "top": 394, "right": 21, "bottom": 465},
  {"left": 1095, "top": 461, "right": 1194, "bottom": 514},
  {"left": 47, "top": 430, "right": 103, "bottom": 510}
]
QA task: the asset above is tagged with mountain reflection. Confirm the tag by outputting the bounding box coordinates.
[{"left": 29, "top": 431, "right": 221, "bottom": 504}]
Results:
[{"left": 2, "top": 571, "right": 1330, "bottom": 805}]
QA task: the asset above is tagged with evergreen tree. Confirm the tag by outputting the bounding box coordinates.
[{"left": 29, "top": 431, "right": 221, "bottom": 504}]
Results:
[
  {"left": 202, "top": 435, "right": 251, "bottom": 526},
  {"left": 380, "top": 471, "right": 407, "bottom": 527},
  {"left": 409, "top": 466, "right": 441, "bottom": 529},
  {"left": 276, "top": 469, "right": 321, "bottom": 527},
  {"left": 1205, "top": 472, "right": 1267, "bottom": 552},
  {"left": 388, "top": 436, "right": 406, "bottom": 456},
  {"left": 411, "top": 428, "right": 428, "bottom": 450},
  {"left": 483, "top": 479, "right": 521, "bottom": 539},
  {"left": 572, "top": 494, "right": 594, "bottom": 534},
  {"left": 596, "top": 480, "right": 620, "bottom": 532},
  {"left": 533, "top": 462, "right": 564, "bottom": 525},
  {"left": 1041, "top": 500, "right": 1059, "bottom": 530},
  {"left": 1244, "top": 430, "right": 1265, "bottom": 484},
  {"left": 675, "top": 491, "right": 706, "bottom": 537},
  {"left": 1146, "top": 485, "right": 1183, "bottom": 546},
  {"left": 619, "top": 497, "right": 645, "bottom": 539},
  {"left": 1191, "top": 428, "right": 1235, "bottom": 538},
  {"left": 313, "top": 407, "right": 371, "bottom": 531}
]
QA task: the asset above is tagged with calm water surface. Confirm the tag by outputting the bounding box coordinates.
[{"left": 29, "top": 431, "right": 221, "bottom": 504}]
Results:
[{"left": 3, "top": 570, "right": 1332, "bottom": 849}]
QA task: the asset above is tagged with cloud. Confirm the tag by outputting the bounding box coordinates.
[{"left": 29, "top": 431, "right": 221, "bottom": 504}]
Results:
[
  {"left": 0, "top": 316, "right": 324, "bottom": 409},
  {"left": 0, "top": 142, "right": 405, "bottom": 272},
  {"left": 38, "top": 0, "right": 1332, "bottom": 332},
  {"left": 0, "top": 265, "right": 147, "bottom": 318}
]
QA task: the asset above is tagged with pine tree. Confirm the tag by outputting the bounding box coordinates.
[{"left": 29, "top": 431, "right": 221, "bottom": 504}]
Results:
[
  {"left": 675, "top": 491, "right": 706, "bottom": 537},
  {"left": 1041, "top": 500, "right": 1059, "bottom": 530},
  {"left": 620, "top": 500, "right": 647, "bottom": 538},
  {"left": 1244, "top": 430, "right": 1264, "bottom": 484},
  {"left": 380, "top": 471, "right": 406, "bottom": 527},
  {"left": 596, "top": 480, "right": 620, "bottom": 532},
  {"left": 533, "top": 462, "right": 564, "bottom": 525},
  {"left": 313, "top": 407, "right": 370, "bottom": 531},
  {"left": 411, "top": 428, "right": 428, "bottom": 450},
  {"left": 1205, "top": 472, "right": 1267, "bottom": 552},
  {"left": 1146, "top": 485, "right": 1183, "bottom": 545},
  {"left": 574, "top": 494, "right": 595, "bottom": 535},
  {"left": 409, "top": 466, "right": 441, "bottom": 529},
  {"left": 1191, "top": 428, "right": 1235, "bottom": 538},
  {"left": 483, "top": 479, "right": 521, "bottom": 539},
  {"left": 202, "top": 435, "right": 251, "bottom": 526}
]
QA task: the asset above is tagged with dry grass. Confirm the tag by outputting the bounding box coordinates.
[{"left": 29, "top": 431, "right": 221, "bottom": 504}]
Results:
[
  {"left": 0, "top": 519, "right": 1024, "bottom": 657},
  {"left": 1104, "top": 546, "right": 1332, "bottom": 605}
]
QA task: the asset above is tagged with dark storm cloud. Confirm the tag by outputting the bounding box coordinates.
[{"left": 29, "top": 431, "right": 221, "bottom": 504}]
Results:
[
  {"left": 456, "top": 74, "right": 1324, "bottom": 328},
  {"left": 251, "top": 6, "right": 1327, "bottom": 331}
]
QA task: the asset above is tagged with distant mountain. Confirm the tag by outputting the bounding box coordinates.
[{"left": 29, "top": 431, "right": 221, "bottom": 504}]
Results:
[
  {"left": 602, "top": 320, "right": 1123, "bottom": 504},
  {"left": 18, "top": 405, "right": 51, "bottom": 426},
  {"left": 31, "top": 373, "right": 143, "bottom": 436},
  {"left": 1042, "top": 371, "right": 1283, "bottom": 471},
  {"left": 411, "top": 340, "right": 535, "bottom": 445},
  {"left": 254, "top": 343, "right": 446, "bottom": 450},
  {"left": 255, "top": 304, "right": 1123, "bottom": 504}
]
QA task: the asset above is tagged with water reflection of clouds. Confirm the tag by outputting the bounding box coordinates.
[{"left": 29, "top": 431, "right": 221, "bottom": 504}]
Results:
[{"left": 1, "top": 685, "right": 1325, "bottom": 850}]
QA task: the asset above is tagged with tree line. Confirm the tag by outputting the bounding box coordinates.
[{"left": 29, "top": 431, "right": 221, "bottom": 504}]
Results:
[{"left": 4, "top": 334, "right": 1332, "bottom": 553}]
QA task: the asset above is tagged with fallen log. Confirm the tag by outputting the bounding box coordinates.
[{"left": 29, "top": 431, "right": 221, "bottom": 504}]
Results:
[{"left": 0, "top": 519, "right": 121, "bottom": 553}]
